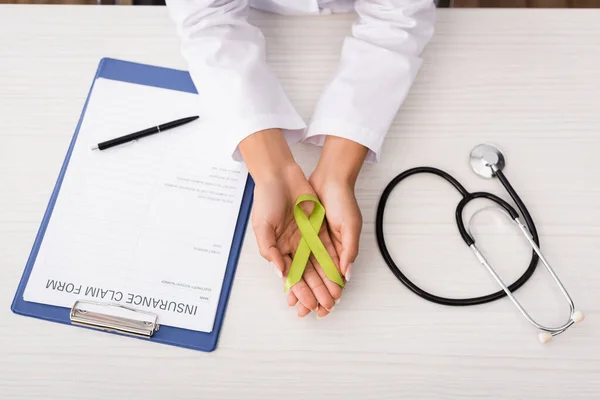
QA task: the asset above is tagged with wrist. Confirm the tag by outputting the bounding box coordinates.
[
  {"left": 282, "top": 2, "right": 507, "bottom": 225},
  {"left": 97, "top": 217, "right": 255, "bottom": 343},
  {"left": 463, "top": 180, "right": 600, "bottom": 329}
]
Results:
[
  {"left": 312, "top": 136, "right": 368, "bottom": 189},
  {"left": 238, "top": 128, "right": 298, "bottom": 184}
]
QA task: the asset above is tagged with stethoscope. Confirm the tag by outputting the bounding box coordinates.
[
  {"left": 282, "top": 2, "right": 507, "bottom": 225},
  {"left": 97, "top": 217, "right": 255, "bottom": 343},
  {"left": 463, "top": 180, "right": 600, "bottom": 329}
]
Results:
[{"left": 375, "top": 143, "right": 584, "bottom": 343}]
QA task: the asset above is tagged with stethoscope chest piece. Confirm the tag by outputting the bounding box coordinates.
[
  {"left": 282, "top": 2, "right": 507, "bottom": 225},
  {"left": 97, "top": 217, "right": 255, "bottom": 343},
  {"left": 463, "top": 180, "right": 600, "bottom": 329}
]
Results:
[
  {"left": 376, "top": 143, "right": 584, "bottom": 344},
  {"left": 469, "top": 143, "right": 506, "bottom": 178}
]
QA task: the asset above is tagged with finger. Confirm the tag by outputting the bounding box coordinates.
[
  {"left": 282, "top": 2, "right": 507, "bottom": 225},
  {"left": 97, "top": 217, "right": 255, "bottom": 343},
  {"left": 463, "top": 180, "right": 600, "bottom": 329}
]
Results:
[
  {"left": 253, "top": 221, "right": 285, "bottom": 278},
  {"left": 340, "top": 218, "right": 362, "bottom": 281},
  {"left": 312, "top": 253, "right": 343, "bottom": 302},
  {"left": 283, "top": 255, "right": 318, "bottom": 312},
  {"left": 297, "top": 303, "right": 312, "bottom": 318},
  {"left": 316, "top": 304, "right": 330, "bottom": 320},
  {"left": 312, "top": 224, "right": 344, "bottom": 299},
  {"left": 290, "top": 280, "right": 319, "bottom": 313},
  {"left": 303, "top": 259, "right": 335, "bottom": 313},
  {"left": 318, "top": 223, "right": 342, "bottom": 276},
  {"left": 287, "top": 290, "right": 298, "bottom": 307},
  {"left": 328, "top": 227, "right": 345, "bottom": 269}
]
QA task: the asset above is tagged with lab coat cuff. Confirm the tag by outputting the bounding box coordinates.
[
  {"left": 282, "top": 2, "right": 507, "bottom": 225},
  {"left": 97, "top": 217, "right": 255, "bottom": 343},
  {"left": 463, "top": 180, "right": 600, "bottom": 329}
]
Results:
[
  {"left": 225, "top": 113, "right": 307, "bottom": 162},
  {"left": 303, "top": 118, "right": 383, "bottom": 163}
]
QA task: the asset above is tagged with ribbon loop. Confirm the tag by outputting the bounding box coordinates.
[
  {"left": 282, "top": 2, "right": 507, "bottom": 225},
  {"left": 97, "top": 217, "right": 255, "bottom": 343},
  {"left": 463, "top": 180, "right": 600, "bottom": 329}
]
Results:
[{"left": 284, "top": 195, "right": 345, "bottom": 291}]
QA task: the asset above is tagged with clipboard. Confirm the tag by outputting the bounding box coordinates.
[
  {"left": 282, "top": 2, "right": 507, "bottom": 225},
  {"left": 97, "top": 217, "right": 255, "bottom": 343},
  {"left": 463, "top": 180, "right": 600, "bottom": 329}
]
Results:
[{"left": 10, "top": 58, "right": 254, "bottom": 352}]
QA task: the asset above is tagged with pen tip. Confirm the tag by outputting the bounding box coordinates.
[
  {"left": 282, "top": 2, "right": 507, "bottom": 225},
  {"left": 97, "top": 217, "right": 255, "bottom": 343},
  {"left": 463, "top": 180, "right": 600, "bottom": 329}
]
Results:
[{"left": 91, "top": 145, "right": 99, "bottom": 151}]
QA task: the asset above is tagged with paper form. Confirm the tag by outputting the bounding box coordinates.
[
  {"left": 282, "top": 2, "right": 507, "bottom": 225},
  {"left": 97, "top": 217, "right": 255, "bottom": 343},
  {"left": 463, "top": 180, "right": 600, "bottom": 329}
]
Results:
[{"left": 23, "top": 78, "right": 248, "bottom": 333}]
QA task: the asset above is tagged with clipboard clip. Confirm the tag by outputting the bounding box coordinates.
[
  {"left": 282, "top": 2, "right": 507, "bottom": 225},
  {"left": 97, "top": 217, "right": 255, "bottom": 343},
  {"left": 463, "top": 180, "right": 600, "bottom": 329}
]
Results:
[{"left": 70, "top": 300, "right": 159, "bottom": 338}]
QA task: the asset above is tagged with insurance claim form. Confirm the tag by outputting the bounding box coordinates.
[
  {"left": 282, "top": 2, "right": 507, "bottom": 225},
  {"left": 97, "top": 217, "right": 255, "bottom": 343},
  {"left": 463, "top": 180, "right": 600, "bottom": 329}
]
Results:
[{"left": 23, "top": 78, "right": 248, "bottom": 332}]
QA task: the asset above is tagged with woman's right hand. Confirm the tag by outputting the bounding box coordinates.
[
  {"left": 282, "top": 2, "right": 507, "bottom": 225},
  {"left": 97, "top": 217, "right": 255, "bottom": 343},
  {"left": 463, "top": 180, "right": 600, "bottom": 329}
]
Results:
[{"left": 239, "top": 129, "right": 343, "bottom": 318}]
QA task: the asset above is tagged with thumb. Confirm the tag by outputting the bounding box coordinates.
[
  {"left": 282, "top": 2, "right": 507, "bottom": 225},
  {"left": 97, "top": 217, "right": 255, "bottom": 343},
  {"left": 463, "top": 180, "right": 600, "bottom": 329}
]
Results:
[
  {"left": 340, "top": 220, "right": 361, "bottom": 281},
  {"left": 254, "top": 222, "right": 285, "bottom": 279}
]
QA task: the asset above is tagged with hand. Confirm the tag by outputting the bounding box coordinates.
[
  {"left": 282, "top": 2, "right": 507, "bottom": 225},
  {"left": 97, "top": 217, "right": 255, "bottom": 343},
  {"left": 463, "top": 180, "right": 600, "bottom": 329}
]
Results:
[
  {"left": 309, "top": 136, "right": 369, "bottom": 281},
  {"left": 239, "top": 129, "right": 343, "bottom": 318}
]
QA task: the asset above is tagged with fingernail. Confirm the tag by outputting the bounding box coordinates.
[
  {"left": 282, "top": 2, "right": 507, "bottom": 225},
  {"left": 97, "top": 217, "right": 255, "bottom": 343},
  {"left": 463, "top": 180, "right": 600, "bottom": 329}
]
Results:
[
  {"left": 271, "top": 262, "right": 282, "bottom": 278},
  {"left": 313, "top": 305, "right": 319, "bottom": 313},
  {"left": 326, "top": 305, "right": 335, "bottom": 313},
  {"left": 335, "top": 298, "right": 341, "bottom": 305},
  {"left": 345, "top": 263, "right": 353, "bottom": 282}
]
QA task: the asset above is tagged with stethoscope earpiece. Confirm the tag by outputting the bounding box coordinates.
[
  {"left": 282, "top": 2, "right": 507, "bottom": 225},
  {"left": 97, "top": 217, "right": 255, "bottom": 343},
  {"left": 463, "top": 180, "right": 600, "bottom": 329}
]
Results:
[
  {"left": 573, "top": 311, "right": 585, "bottom": 323},
  {"left": 539, "top": 311, "right": 584, "bottom": 344},
  {"left": 538, "top": 332, "right": 553, "bottom": 344}
]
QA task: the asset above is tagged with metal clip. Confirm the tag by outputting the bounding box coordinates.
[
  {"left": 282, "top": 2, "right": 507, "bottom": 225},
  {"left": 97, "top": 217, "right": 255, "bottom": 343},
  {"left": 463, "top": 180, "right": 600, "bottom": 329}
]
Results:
[{"left": 70, "top": 300, "right": 159, "bottom": 338}]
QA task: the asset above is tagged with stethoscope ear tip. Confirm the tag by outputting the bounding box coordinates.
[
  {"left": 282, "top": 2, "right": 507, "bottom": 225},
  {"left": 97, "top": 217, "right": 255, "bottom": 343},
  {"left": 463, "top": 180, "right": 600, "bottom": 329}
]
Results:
[
  {"left": 538, "top": 332, "right": 553, "bottom": 344},
  {"left": 573, "top": 311, "right": 585, "bottom": 323},
  {"left": 537, "top": 311, "right": 584, "bottom": 344}
]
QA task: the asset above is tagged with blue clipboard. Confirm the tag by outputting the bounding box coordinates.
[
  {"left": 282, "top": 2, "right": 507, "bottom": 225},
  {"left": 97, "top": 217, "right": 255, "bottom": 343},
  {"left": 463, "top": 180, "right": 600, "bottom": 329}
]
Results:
[{"left": 11, "top": 58, "right": 254, "bottom": 352}]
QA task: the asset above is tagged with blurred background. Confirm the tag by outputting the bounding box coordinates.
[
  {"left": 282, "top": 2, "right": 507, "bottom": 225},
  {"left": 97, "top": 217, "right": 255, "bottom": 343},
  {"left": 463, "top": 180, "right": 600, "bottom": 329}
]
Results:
[{"left": 1, "top": 0, "right": 600, "bottom": 7}]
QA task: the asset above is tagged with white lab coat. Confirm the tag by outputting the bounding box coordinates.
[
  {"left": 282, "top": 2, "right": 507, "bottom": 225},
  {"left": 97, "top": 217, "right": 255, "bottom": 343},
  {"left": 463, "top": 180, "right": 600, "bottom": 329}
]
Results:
[{"left": 165, "top": 0, "right": 436, "bottom": 163}]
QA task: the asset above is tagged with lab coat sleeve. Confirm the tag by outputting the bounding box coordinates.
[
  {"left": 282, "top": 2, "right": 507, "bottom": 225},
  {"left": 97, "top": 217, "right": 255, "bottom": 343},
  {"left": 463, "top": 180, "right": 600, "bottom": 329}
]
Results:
[
  {"left": 165, "top": 0, "right": 307, "bottom": 161},
  {"left": 303, "top": 0, "right": 437, "bottom": 163}
]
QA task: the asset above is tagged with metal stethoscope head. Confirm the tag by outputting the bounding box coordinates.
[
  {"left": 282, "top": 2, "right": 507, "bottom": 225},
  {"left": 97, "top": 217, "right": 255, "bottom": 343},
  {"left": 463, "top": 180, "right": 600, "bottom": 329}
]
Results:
[
  {"left": 468, "top": 144, "right": 584, "bottom": 343},
  {"left": 470, "top": 143, "right": 506, "bottom": 179}
]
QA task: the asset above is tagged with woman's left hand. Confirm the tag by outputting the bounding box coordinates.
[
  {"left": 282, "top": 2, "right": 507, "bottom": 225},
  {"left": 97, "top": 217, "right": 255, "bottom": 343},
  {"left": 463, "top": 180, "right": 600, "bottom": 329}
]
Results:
[
  {"left": 310, "top": 135, "right": 369, "bottom": 283},
  {"left": 308, "top": 171, "right": 362, "bottom": 282}
]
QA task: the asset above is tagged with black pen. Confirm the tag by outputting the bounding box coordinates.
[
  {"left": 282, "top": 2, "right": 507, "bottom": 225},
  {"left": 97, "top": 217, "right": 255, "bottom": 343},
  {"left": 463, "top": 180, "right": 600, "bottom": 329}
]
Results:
[{"left": 92, "top": 115, "right": 199, "bottom": 151}]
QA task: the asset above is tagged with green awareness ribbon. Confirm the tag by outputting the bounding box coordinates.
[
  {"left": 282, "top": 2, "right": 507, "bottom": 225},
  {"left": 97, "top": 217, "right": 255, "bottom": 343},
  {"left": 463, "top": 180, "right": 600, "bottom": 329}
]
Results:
[{"left": 284, "top": 194, "right": 345, "bottom": 292}]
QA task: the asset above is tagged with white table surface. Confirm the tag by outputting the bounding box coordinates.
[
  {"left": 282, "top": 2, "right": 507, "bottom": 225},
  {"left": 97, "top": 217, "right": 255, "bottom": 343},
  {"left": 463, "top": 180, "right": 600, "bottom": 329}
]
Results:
[{"left": 1, "top": 5, "right": 600, "bottom": 399}]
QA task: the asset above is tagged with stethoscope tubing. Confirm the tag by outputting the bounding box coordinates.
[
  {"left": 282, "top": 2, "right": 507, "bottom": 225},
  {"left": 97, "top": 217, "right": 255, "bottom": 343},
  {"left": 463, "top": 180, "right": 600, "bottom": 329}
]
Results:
[{"left": 375, "top": 166, "right": 540, "bottom": 307}]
